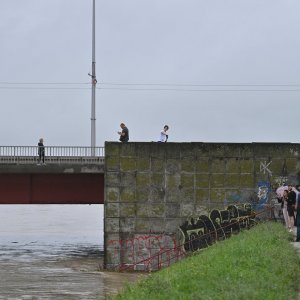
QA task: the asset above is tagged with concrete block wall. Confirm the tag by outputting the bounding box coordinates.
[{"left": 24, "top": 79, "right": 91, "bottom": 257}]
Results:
[{"left": 104, "top": 142, "right": 300, "bottom": 269}]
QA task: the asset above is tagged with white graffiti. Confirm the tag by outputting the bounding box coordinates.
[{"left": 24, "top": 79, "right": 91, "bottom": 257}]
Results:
[
  {"left": 260, "top": 161, "right": 272, "bottom": 176},
  {"left": 274, "top": 176, "right": 288, "bottom": 186},
  {"left": 289, "top": 149, "right": 299, "bottom": 157},
  {"left": 257, "top": 186, "right": 269, "bottom": 200}
]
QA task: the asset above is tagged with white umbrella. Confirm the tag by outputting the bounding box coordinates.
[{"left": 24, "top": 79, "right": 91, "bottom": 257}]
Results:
[
  {"left": 276, "top": 185, "right": 299, "bottom": 198},
  {"left": 276, "top": 185, "right": 288, "bottom": 198}
]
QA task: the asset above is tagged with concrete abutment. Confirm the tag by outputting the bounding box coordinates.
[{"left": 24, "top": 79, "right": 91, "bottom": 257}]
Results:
[{"left": 104, "top": 142, "right": 300, "bottom": 269}]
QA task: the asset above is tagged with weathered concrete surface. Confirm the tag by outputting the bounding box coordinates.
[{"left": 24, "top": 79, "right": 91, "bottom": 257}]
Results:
[
  {"left": 104, "top": 142, "right": 300, "bottom": 269},
  {"left": 0, "top": 163, "right": 104, "bottom": 174}
]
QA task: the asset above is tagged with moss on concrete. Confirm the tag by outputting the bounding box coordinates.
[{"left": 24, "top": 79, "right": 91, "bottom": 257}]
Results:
[
  {"left": 181, "top": 158, "right": 195, "bottom": 173},
  {"left": 271, "top": 159, "right": 285, "bottom": 175},
  {"left": 181, "top": 174, "right": 194, "bottom": 189},
  {"left": 148, "top": 203, "right": 166, "bottom": 217},
  {"left": 120, "top": 218, "right": 136, "bottom": 232},
  {"left": 151, "top": 173, "right": 165, "bottom": 187},
  {"left": 196, "top": 189, "right": 209, "bottom": 201},
  {"left": 136, "top": 204, "right": 149, "bottom": 217},
  {"left": 210, "top": 174, "right": 225, "bottom": 188},
  {"left": 105, "top": 218, "right": 120, "bottom": 233},
  {"left": 105, "top": 203, "right": 120, "bottom": 217},
  {"left": 104, "top": 142, "right": 120, "bottom": 156},
  {"left": 209, "top": 145, "right": 225, "bottom": 157},
  {"left": 165, "top": 203, "right": 181, "bottom": 217},
  {"left": 225, "top": 174, "right": 240, "bottom": 187},
  {"left": 166, "top": 159, "right": 181, "bottom": 174},
  {"left": 106, "top": 156, "right": 120, "bottom": 171},
  {"left": 120, "top": 172, "right": 136, "bottom": 187},
  {"left": 135, "top": 188, "right": 149, "bottom": 202},
  {"left": 211, "top": 159, "right": 225, "bottom": 173},
  {"left": 149, "top": 188, "right": 165, "bottom": 202},
  {"left": 195, "top": 159, "right": 210, "bottom": 173},
  {"left": 120, "top": 187, "right": 136, "bottom": 202},
  {"left": 136, "top": 158, "right": 150, "bottom": 171},
  {"left": 120, "top": 157, "right": 136, "bottom": 172},
  {"left": 239, "top": 144, "right": 253, "bottom": 157},
  {"left": 240, "top": 174, "right": 254, "bottom": 188},
  {"left": 240, "top": 159, "right": 253, "bottom": 173},
  {"left": 285, "top": 158, "right": 298, "bottom": 173},
  {"left": 120, "top": 143, "right": 136, "bottom": 157},
  {"left": 120, "top": 203, "right": 136, "bottom": 217},
  {"left": 106, "top": 187, "right": 119, "bottom": 202},
  {"left": 151, "top": 158, "right": 164, "bottom": 172},
  {"left": 210, "top": 189, "right": 226, "bottom": 202},
  {"left": 181, "top": 203, "right": 195, "bottom": 217},
  {"left": 226, "top": 158, "right": 240, "bottom": 173},
  {"left": 224, "top": 144, "right": 240, "bottom": 157},
  {"left": 136, "top": 173, "right": 151, "bottom": 187},
  {"left": 196, "top": 174, "right": 210, "bottom": 188},
  {"left": 166, "top": 175, "right": 180, "bottom": 189},
  {"left": 135, "top": 219, "right": 150, "bottom": 232}
]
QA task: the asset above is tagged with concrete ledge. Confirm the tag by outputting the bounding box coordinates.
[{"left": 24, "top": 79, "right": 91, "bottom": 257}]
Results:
[{"left": 0, "top": 163, "right": 104, "bottom": 174}]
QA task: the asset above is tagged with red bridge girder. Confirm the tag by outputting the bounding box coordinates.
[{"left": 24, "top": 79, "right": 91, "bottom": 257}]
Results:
[{"left": 0, "top": 174, "right": 104, "bottom": 204}]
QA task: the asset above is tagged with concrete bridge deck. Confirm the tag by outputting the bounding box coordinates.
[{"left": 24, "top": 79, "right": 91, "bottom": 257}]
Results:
[
  {"left": 0, "top": 146, "right": 105, "bottom": 204},
  {"left": 0, "top": 146, "right": 105, "bottom": 165}
]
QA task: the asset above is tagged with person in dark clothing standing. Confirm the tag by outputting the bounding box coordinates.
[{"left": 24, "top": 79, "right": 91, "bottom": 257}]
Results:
[
  {"left": 118, "top": 123, "right": 129, "bottom": 142},
  {"left": 295, "top": 186, "right": 300, "bottom": 242},
  {"left": 287, "top": 185, "right": 296, "bottom": 232},
  {"left": 37, "top": 138, "right": 45, "bottom": 165}
]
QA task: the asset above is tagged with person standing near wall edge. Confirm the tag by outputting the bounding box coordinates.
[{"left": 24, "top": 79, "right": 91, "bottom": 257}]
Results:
[
  {"left": 118, "top": 123, "right": 129, "bottom": 142},
  {"left": 287, "top": 184, "right": 296, "bottom": 232},
  {"left": 37, "top": 138, "right": 45, "bottom": 165},
  {"left": 158, "top": 125, "right": 169, "bottom": 143},
  {"left": 295, "top": 186, "right": 300, "bottom": 242}
]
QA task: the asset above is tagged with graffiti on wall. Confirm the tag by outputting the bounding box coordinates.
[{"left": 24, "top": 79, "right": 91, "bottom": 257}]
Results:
[
  {"left": 107, "top": 234, "right": 185, "bottom": 271},
  {"left": 274, "top": 176, "right": 288, "bottom": 187},
  {"left": 260, "top": 160, "right": 272, "bottom": 176},
  {"left": 179, "top": 203, "right": 256, "bottom": 253},
  {"left": 256, "top": 181, "right": 271, "bottom": 210},
  {"left": 226, "top": 180, "right": 272, "bottom": 210}
]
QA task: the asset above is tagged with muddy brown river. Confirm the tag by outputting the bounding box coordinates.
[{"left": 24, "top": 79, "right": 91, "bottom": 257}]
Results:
[
  {"left": 0, "top": 205, "right": 143, "bottom": 299},
  {"left": 0, "top": 245, "right": 142, "bottom": 299}
]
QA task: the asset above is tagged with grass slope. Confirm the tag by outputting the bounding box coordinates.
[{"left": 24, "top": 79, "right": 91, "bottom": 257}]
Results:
[{"left": 113, "top": 222, "right": 300, "bottom": 300}]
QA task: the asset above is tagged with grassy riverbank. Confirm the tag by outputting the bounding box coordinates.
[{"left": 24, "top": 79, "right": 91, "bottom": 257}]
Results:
[{"left": 113, "top": 222, "right": 300, "bottom": 300}]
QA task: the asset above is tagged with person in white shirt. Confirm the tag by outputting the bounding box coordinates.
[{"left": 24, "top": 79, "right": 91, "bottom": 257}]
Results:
[{"left": 158, "top": 125, "right": 169, "bottom": 143}]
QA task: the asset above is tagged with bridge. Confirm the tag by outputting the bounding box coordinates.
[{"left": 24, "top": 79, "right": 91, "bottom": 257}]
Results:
[
  {"left": 0, "top": 146, "right": 105, "bottom": 205},
  {"left": 2, "top": 142, "right": 298, "bottom": 270}
]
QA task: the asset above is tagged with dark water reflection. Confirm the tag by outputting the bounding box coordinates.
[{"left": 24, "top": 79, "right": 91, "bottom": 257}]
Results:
[
  {"left": 0, "top": 243, "right": 103, "bottom": 261},
  {"left": 0, "top": 205, "right": 141, "bottom": 299}
]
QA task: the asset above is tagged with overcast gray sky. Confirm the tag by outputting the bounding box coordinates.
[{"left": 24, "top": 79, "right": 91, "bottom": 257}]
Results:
[{"left": 1, "top": 1, "right": 299, "bottom": 146}]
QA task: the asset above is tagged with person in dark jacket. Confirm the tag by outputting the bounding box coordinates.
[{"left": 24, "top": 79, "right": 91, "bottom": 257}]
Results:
[
  {"left": 37, "top": 138, "right": 45, "bottom": 165},
  {"left": 118, "top": 123, "right": 129, "bottom": 142},
  {"left": 287, "top": 185, "right": 296, "bottom": 232},
  {"left": 295, "top": 186, "right": 300, "bottom": 242}
]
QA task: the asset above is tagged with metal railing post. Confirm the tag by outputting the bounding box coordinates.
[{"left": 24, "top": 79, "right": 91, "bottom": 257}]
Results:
[{"left": 0, "top": 146, "right": 105, "bottom": 164}]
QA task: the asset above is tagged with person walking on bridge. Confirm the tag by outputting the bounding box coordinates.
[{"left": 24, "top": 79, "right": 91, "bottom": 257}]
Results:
[
  {"left": 37, "top": 138, "right": 45, "bottom": 165},
  {"left": 118, "top": 123, "right": 129, "bottom": 143}
]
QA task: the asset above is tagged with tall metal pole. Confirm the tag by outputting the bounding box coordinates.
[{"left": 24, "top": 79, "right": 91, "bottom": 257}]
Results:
[{"left": 90, "top": 0, "right": 97, "bottom": 155}]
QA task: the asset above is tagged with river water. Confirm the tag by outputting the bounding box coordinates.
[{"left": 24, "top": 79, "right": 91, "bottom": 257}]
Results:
[{"left": 0, "top": 205, "right": 141, "bottom": 299}]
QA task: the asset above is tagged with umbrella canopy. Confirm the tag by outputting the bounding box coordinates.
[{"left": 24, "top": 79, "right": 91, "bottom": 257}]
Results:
[
  {"left": 276, "top": 185, "right": 299, "bottom": 198},
  {"left": 276, "top": 185, "right": 288, "bottom": 198}
]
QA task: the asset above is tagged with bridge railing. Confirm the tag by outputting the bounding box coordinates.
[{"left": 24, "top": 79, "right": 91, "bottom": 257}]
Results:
[{"left": 0, "top": 146, "right": 105, "bottom": 164}]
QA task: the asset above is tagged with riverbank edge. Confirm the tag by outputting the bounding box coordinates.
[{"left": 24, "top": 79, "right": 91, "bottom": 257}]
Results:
[{"left": 112, "top": 222, "right": 300, "bottom": 300}]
